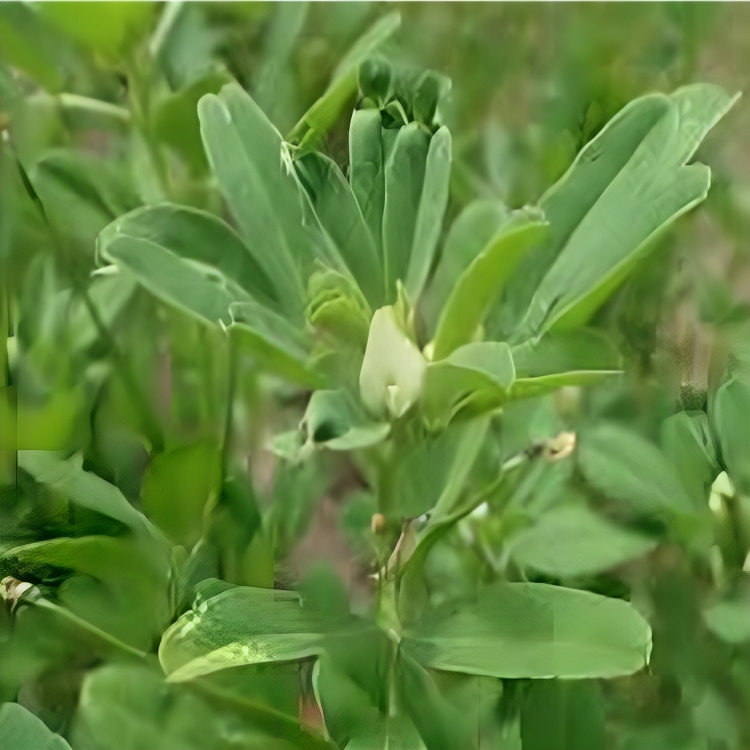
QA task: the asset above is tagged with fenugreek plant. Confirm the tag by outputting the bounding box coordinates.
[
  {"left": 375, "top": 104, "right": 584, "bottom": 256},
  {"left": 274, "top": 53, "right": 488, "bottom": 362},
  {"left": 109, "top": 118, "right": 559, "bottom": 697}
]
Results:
[{"left": 2, "top": 4, "right": 750, "bottom": 750}]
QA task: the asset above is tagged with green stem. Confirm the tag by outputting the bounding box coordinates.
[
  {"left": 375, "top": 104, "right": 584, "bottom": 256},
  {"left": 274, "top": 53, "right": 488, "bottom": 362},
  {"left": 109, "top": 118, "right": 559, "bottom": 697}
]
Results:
[
  {"left": 0, "top": 261, "right": 9, "bottom": 388},
  {"left": 149, "top": 1, "right": 185, "bottom": 60},
  {"left": 221, "top": 334, "right": 237, "bottom": 475},
  {"left": 0, "top": 260, "right": 16, "bottom": 487},
  {"left": 32, "top": 597, "right": 148, "bottom": 660},
  {"left": 126, "top": 59, "right": 170, "bottom": 199},
  {"left": 192, "top": 680, "right": 335, "bottom": 750},
  {"left": 394, "top": 448, "right": 533, "bottom": 583},
  {"left": 57, "top": 93, "right": 130, "bottom": 124},
  {"left": 79, "top": 289, "right": 165, "bottom": 454}
]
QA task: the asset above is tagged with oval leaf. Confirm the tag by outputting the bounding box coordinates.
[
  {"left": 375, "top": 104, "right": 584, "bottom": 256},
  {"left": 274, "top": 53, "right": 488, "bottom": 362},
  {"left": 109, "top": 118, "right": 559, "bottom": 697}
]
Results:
[
  {"left": 508, "top": 505, "right": 657, "bottom": 577},
  {"left": 403, "top": 582, "right": 651, "bottom": 679},
  {"left": 578, "top": 423, "right": 699, "bottom": 517},
  {"left": 0, "top": 703, "right": 71, "bottom": 750},
  {"left": 98, "top": 202, "right": 277, "bottom": 308},
  {"left": 159, "top": 585, "right": 322, "bottom": 682}
]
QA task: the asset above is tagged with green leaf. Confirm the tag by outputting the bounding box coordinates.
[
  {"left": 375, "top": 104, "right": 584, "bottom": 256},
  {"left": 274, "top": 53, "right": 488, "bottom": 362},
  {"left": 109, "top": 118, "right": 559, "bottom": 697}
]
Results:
[
  {"left": 99, "top": 202, "right": 278, "bottom": 311},
  {"left": 404, "top": 126, "right": 452, "bottom": 302},
  {"left": 312, "top": 656, "right": 383, "bottom": 750},
  {"left": 0, "top": 137, "right": 24, "bottom": 264},
  {"left": 520, "top": 680, "right": 605, "bottom": 750},
  {"left": 393, "top": 418, "right": 490, "bottom": 520},
  {"left": 397, "top": 650, "right": 477, "bottom": 750},
  {"left": 30, "top": 149, "right": 140, "bottom": 258},
  {"left": 3, "top": 388, "right": 84, "bottom": 452},
  {"left": 403, "top": 582, "right": 651, "bottom": 679},
  {"left": 709, "top": 370, "right": 750, "bottom": 495},
  {"left": 229, "top": 304, "right": 320, "bottom": 388},
  {"left": 303, "top": 389, "right": 390, "bottom": 451},
  {"left": 1, "top": 535, "right": 144, "bottom": 581},
  {"left": 0, "top": 702, "right": 71, "bottom": 750},
  {"left": 17, "top": 451, "right": 162, "bottom": 540},
  {"left": 103, "top": 231, "right": 236, "bottom": 320},
  {"left": 430, "top": 418, "right": 490, "bottom": 518},
  {"left": 159, "top": 585, "right": 322, "bottom": 682},
  {"left": 290, "top": 12, "right": 401, "bottom": 142},
  {"left": 307, "top": 270, "right": 371, "bottom": 345},
  {"left": 98, "top": 208, "right": 254, "bottom": 325},
  {"left": 348, "top": 716, "right": 426, "bottom": 750},
  {"left": 296, "top": 152, "right": 384, "bottom": 308},
  {"left": 383, "top": 122, "right": 431, "bottom": 302},
  {"left": 305, "top": 271, "right": 371, "bottom": 390},
  {"left": 508, "top": 505, "right": 657, "bottom": 577},
  {"left": 431, "top": 209, "right": 548, "bottom": 360},
  {"left": 69, "top": 271, "right": 139, "bottom": 353},
  {"left": 422, "top": 199, "right": 508, "bottom": 337},
  {"left": 55, "top": 93, "right": 130, "bottom": 131},
  {"left": 516, "top": 84, "right": 737, "bottom": 338},
  {"left": 73, "top": 663, "right": 295, "bottom": 750},
  {"left": 32, "top": 148, "right": 139, "bottom": 223},
  {"left": 577, "top": 423, "right": 699, "bottom": 517},
  {"left": 2, "top": 537, "right": 169, "bottom": 651},
  {"left": 38, "top": 2, "right": 154, "bottom": 58},
  {"left": 266, "top": 458, "right": 329, "bottom": 560},
  {"left": 509, "top": 329, "right": 622, "bottom": 400},
  {"left": 198, "top": 82, "right": 334, "bottom": 318},
  {"left": 15, "top": 251, "right": 135, "bottom": 361},
  {"left": 206, "top": 472, "right": 264, "bottom": 589},
  {"left": 359, "top": 305, "right": 426, "bottom": 420},
  {"left": 0, "top": 4, "right": 70, "bottom": 92},
  {"left": 349, "top": 108, "right": 386, "bottom": 254},
  {"left": 423, "top": 342, "right": 515, "bottom": 428},
  {"left": 98, "top": 203, "right": 317, "bottom": 385},
  {"left": 253, "top": 2, "right": 309, "bottom": 132},
  {"left": 141, "top": 439, "right": 221, "bottom": 548},
  {"left": 661, "top": 410, "right": 721, "bottom": 507},
  {"left": 704, "top": 596, "right": 750, "bottom": 644},
  {"left": 74, "top": 664, "right": 206, "bottom": 750},
  {"left": 153, "top": 69, "right": 233, "bottom": 173}
]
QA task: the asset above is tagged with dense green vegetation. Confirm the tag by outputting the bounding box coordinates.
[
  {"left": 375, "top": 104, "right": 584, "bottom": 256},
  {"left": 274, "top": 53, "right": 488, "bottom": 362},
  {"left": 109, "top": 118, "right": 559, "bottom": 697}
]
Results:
[{"left": 2, "top": 3, "right": 750, "bottom": 749}]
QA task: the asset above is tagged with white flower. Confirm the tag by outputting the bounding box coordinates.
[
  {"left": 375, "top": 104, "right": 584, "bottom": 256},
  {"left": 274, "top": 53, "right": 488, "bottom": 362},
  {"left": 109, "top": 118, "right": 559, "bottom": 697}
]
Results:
[{"left": 359, "top": 306, "right": 426, "bottom": 419}]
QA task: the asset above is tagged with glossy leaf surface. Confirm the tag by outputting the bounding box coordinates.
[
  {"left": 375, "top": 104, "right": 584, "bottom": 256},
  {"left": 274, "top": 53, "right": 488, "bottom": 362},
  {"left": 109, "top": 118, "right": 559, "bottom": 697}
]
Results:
[{"left": 160, "top": 585, "right": 322, "bottom": 682}]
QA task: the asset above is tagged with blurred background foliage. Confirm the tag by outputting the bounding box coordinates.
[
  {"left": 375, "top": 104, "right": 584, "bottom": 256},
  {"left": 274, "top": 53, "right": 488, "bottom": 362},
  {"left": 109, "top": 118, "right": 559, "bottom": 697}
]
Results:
[{"left": 2, "top": 3, "right": 750, "bottom": 749}]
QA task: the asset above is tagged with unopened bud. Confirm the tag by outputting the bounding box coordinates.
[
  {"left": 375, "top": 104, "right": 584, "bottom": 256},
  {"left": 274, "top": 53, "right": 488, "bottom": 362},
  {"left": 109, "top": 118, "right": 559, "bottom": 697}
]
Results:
[
  {"left": 371, "top": 513, "right": 387, "bottom": 534},
  {"left": 544, "top": 431, "right": 576, "bottom": 462}
]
